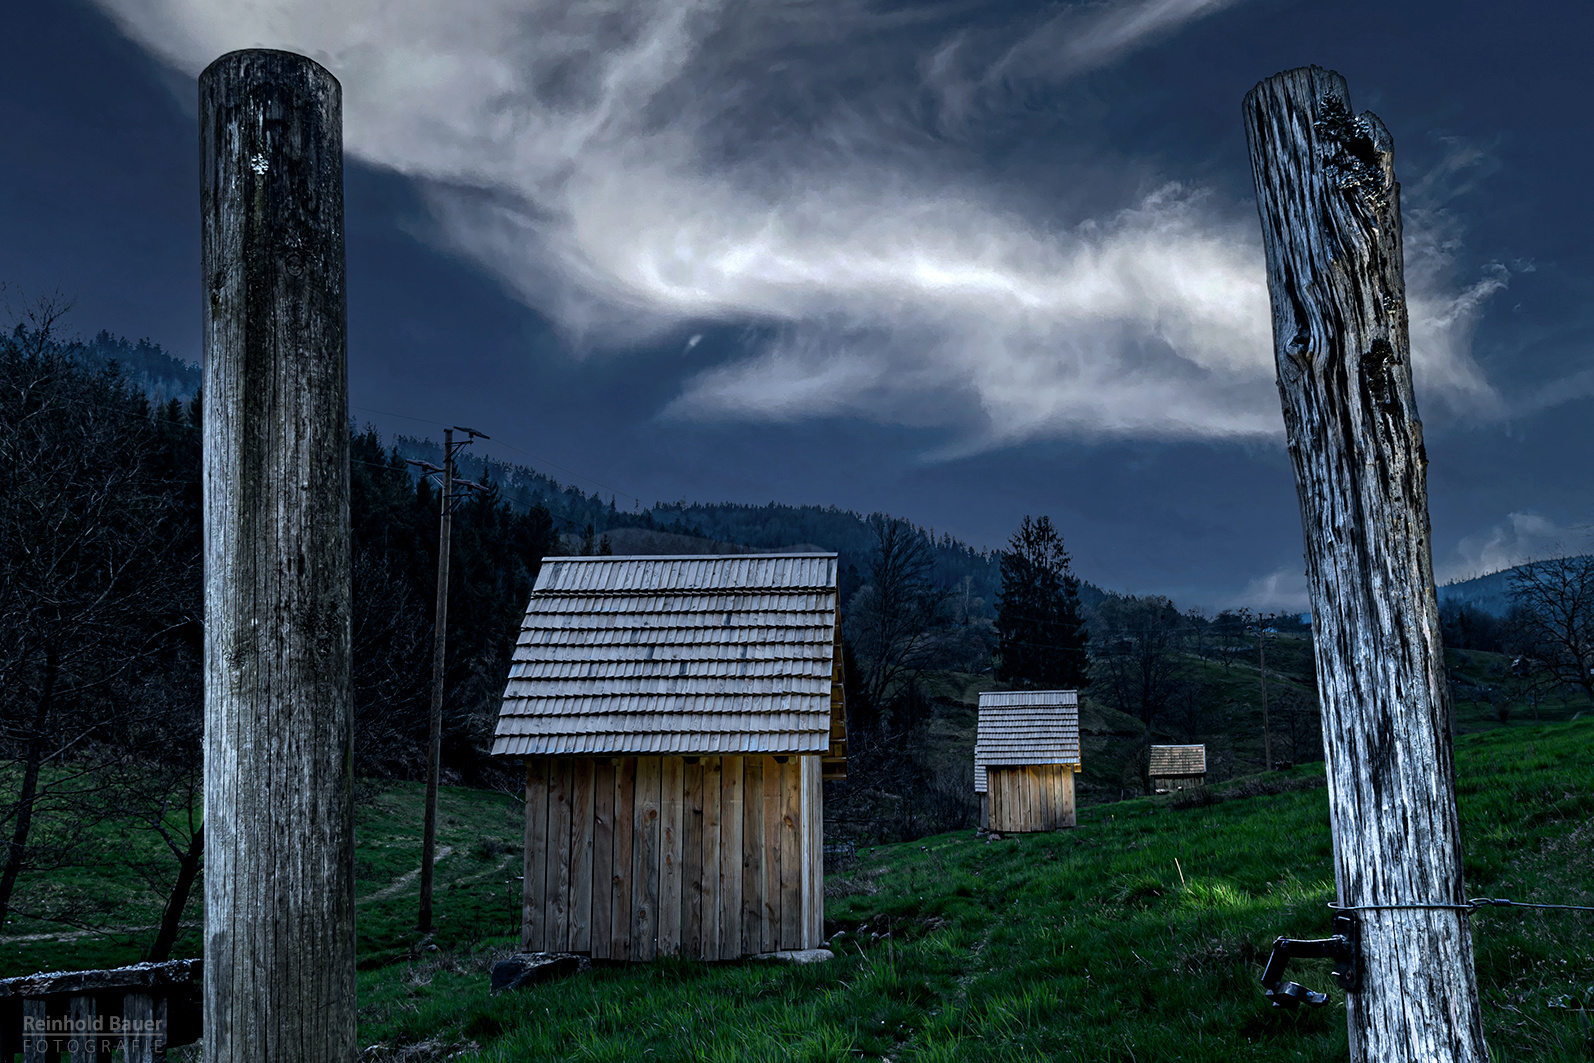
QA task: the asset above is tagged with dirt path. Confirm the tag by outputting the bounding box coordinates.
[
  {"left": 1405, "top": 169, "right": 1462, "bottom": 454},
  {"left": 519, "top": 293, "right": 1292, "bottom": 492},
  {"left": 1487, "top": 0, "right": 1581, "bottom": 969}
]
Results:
[
  {"left": 0, "top": 922, "right": 197, "bottom": 945},
  {"left": 357, "top": 845, "right": 455, "bottom": 905},
  {"left": 1, "top": 845, "right": 487, "bottom": 943}
]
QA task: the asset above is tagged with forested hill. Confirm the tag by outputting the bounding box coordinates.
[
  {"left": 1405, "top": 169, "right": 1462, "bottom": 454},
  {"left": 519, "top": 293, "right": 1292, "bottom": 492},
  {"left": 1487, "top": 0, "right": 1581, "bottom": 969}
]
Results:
[
  {"left": 1436, "top": 562, "right": 1594, "bottom": 618},
  {"left": 397, "top": 434, "right": 1107, "bottom": 615},
  {"left": 71, "top": 329, "right": 1104, "bottom": 613},
  {"left": 75, "top": 330, "right": 202, "bottom": 405}
]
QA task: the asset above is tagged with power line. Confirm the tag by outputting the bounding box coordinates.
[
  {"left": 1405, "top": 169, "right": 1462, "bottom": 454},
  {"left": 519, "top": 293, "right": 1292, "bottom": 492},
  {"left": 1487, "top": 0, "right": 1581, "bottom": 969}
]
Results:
[
  {"left": 348, "top": 402, "right": 644, "bottom": 509},
  {"left": 351, "top": 440, "right": 604, "bottom": 536}
]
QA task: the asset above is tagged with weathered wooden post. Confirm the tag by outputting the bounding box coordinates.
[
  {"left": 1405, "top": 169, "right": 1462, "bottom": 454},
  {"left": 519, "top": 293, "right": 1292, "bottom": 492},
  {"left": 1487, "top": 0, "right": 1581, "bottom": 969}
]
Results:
[
  {"left": 200, "top": 49, "right": 355, "bottom": 1063},
  {"left": 1243, "top": 67, "right": 1487, "bottom": 1061},
  {"left": 418, "top": 427, "right": 454, "bottom": 933}
]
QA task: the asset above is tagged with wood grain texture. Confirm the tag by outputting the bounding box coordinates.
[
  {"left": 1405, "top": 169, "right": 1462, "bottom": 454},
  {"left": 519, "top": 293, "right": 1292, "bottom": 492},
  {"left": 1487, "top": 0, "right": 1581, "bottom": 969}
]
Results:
[
  {"left": 801, "top": 755, "right": 822, "bottom": 948},
  {"left": 549, "top": 759, "right": 573, "bottom": 947},
  {"left": 570, "top": 758, "right": 596, "bottom": 953},
  {"left": 632, "top": 757, "right": 662, "bottom": 960},
  {"left": 779, "top": 759, "right": 801, "bottom": 948},
  {"left": 524, "top": 760, "right": 548, "bottom": 950},
  {"left": 658, "top": 756, "right": 684, "bottom": 955},
  {"left": 69, "top": 993, "right": 97, "bottom": 1063},
  {"left": 611, "top": 758, "right": 635, "bottom": 961},
  {"left": 762, "top": 758, "right": 781, "bottom": 947},
  {"left": 515, "top": 753, "right": 821, "bottom": 962},
  {"left": 1244, "top": 66, "right": 1486, "bottom": 1063},
  {"left": 591, "top": 760, "right": 615, "bottom": 958},
  {"left": 719, "top": 757, "right": 744, "bottom": 960},
  {"left": 741, "top": 756, "right": 764, "bottom": 953},
  {"left": 120, "top": 994, "right": 165, "bottom": 1063},
  {"left": 21, "top": 999, "right": 45, "bottom": 1063},
  {"left": 986, "top": 766, "right": 1075, "bottom": 832},
  {"left": 700, "top": 757, "right": 722, "bottom": 960},
  {"left": 682, "top": 759, "right": 704, "bottom": 959},
  {"left": 199, "top": 49, "right": 355, "bottom": 1063}
]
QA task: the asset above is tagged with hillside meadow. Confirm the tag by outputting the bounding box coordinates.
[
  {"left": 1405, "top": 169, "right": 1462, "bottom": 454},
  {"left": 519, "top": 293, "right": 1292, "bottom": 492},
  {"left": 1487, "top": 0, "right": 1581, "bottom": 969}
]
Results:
[{"left": 3, "top": 718, "right": 1591, "bottom": 1062}]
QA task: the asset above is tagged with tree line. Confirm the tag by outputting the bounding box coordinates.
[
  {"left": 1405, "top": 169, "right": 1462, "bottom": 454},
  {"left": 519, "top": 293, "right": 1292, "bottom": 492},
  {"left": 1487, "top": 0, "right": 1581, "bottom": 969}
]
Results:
[
  {"left": 9, "top": 305, "right": 1591, "bottom": 935},
  {"left": 0, "top": 307, "right": 556, "bottom": 950}
]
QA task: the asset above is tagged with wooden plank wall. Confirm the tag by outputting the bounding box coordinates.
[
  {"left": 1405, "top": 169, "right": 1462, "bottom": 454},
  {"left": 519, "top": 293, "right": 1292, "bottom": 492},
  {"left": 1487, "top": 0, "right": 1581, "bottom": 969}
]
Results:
[
  {"left": 523, "top": 754, "right": 822, "bottom": 958},
  {"left": 987, "top": 765, "right": 1076, "bottom": 832}
]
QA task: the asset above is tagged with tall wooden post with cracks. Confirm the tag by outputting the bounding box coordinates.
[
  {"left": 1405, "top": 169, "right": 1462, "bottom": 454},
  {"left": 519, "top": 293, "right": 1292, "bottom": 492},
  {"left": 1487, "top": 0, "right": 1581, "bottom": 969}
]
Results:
[
  {"left": 200, "top": 50, "right": 356, "bottom": 1063},
  {"left": 1243, "top": 67, "right": 1486, "bottom": 1061}
]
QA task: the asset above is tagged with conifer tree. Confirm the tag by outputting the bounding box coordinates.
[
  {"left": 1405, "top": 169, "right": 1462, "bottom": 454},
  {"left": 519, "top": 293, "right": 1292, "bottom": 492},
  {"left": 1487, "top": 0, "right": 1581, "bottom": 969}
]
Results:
[{"left": 994, "top": 515, "right": 1089, "bottom": 689}]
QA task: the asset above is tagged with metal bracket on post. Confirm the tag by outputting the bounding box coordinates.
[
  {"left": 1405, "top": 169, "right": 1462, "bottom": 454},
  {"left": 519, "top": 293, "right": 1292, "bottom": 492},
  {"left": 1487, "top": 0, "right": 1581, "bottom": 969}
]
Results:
[{"left": 1260, "top": 913, "right": 1359, "bottom": 1009}]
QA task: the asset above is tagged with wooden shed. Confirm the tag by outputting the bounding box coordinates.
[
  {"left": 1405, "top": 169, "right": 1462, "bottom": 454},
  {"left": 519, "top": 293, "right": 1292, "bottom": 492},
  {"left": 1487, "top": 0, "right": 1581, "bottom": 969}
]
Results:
[
  {"left": 1148, "top": 745, "right": 1206, "bottom": 792},
  {"left": 491, "top": 554, "right": 847, "bottom": 961},
  {"left": 973, "top": 690, "right": 1080, "bottom": 832}
]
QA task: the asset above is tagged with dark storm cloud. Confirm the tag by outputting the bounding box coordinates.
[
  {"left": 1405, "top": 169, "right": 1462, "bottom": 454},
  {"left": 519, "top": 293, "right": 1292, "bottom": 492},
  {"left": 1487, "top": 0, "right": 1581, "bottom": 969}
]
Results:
[{"left": 88, "top": 0, "right": 1507, "bottom": 457}]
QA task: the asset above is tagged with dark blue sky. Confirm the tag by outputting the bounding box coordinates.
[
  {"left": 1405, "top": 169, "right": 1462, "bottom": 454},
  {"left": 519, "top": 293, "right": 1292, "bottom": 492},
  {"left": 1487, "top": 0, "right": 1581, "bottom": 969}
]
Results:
[{"left": 5, "top": 0, "right": 1592, "bottom": 610}]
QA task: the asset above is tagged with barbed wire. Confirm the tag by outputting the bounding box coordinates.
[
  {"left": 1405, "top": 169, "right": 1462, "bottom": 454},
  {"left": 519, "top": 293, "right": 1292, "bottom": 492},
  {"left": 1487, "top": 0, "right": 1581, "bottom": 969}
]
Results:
[{"left": 1329, "top": 897, "right": 1594, "bottom": 915}]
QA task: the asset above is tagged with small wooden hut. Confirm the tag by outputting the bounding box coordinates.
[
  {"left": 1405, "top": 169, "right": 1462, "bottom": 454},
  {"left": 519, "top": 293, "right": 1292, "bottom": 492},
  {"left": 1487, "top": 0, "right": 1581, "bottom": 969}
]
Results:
[
  {"left": 491, "top": 554, "right": 847, "bottom": 961},
  {"left": 1148, "top": 745, "right": 1206, "bottom": 792},
  {"left": 973, "top": 690, "right": 1080, "bottom": 832}
]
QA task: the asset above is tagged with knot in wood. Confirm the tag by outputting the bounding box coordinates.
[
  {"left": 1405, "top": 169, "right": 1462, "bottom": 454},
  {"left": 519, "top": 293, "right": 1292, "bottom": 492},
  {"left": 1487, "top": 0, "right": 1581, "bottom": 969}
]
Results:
[{"left": 1360, "top": 339, "right": 1398, "bottom": 410}]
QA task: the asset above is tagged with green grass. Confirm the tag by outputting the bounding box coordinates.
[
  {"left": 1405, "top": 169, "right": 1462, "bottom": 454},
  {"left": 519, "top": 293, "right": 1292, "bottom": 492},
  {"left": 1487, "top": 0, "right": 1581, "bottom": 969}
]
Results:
[
  {"left": 5, "top": 720, "right": 1593, "bottom": 1061},
  {"left": 0, "top": 777, "right": 528, "bottom": 976}
]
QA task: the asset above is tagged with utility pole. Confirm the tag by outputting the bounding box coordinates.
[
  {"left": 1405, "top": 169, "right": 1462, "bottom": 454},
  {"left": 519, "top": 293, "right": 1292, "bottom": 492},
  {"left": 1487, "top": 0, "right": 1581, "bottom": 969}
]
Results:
[
  {"left": 200, "top": 49, "right": 355, "bottom": 1063},
  {"left": 1244, "top": 66, "right": 1486, "bottom": 1061},
  {"left": 1257, "top": 612, "right": 1272, "bottom": 771},
  {"left": 411, "top": 427, "right": 488, "bottom": 934}
]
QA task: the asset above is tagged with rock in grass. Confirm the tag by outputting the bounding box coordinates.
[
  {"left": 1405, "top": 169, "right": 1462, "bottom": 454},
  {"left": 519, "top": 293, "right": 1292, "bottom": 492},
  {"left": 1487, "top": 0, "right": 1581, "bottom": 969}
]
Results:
[
  {"left": 753, "top": 949, "right": 834, "bottom": 964},
  {"left": 489, "top": 952, "right": 588, "bottom": 993}
]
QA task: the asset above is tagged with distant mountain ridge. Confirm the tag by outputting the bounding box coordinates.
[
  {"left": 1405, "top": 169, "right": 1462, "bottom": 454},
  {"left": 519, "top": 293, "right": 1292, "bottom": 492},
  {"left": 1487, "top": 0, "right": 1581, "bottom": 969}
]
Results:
[
  {"left": 1438, "top": 568, "right": 1518, "bottom": 617},
  {"left": 73, "top": 331, "right": 201, "bottom": 405},
  {"left": 67, "top": 330, "right": 1101, "bottom": 614},
  {"left": 1436, "top": 558, "right": 1594, "bottom": 616},
  {"left": 395, "top": 434, "right": 1034, "bottom": 613}
]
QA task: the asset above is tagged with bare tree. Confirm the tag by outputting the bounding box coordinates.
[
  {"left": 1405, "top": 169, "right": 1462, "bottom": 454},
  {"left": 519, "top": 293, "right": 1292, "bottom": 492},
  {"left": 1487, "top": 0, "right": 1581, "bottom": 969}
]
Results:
[
  {"left": 844, "top": 515, "right": 948, "bottom": 712},
  {"left": 1091, "top": 595, "right": 1186, "bottom": 728},
  {"left": 1210, "top": 609, "right": 1252, "bottom": 674},
  {"left": 1509, "top": 554, "right": 1594, "bottom": 700},
  {"left": 0, "top": 301, "right": 187, "bottom": 927},
  {"left": 1274, "top": 687, "right": 1321, "bottom": 765},
  {"left": 102, "top": 662, "right": 205, "bottom": 961},
  {"left": 1164, "top": 677, "right": 1216, "bottom": 742},
  {"left": 350, "top": 548, "right": 433, "bottom": 777}
]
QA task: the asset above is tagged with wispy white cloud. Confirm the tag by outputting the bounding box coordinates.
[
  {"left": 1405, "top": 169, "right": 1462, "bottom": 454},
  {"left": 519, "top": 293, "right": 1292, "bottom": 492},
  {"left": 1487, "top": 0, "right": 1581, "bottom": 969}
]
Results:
[
  {"left": 1400, "top": 137, "right": 1512, "bottom": 418},
  {"left": 990, "top": 0, "right": 1244, "bottom": 90},
  {"left": 93, "top": 0, "right": 1507, "bottom": 451},
  {"left": 924, "top": 0, "right": 1246, "bottom": 131},
  {"left": 1227, "top": 566, "right": 1310, "bottom": 613},
  {"left": 661, "top": 184, "right": 1282, "bottom": 444},
  {"left": 1441, "top": 512, "right": 1594, "bottom": 583}
]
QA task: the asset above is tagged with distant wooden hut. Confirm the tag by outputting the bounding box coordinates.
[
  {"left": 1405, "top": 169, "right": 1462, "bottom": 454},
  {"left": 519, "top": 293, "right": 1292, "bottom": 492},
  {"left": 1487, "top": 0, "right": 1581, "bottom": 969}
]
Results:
[
  {"left": 973, "top": 690, "right": 1080, "bottom": 832},
  {"left": 491, "top": 554, "right": 847, "bottom": 961},
  {"left": 1148, "top": 745, "right": 1207, "bottom": 792}
]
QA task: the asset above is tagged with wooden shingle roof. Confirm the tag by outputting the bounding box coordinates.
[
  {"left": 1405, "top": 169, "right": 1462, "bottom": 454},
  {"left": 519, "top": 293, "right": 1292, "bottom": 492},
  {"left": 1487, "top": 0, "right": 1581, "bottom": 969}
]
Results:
[
  {"left": 492, "top": 554, "right": 841, "bottom": 757},
  {"left": 973, "top": 690, "right": 1080, "bottom": 793},
  {"left": 1148, "top": 744, "right": 1207, "bottom": 776}
]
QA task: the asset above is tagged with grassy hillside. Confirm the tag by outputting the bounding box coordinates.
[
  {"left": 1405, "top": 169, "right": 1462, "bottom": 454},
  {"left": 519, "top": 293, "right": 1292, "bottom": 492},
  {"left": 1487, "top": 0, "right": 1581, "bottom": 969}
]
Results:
[
  {"left": 4, "top": 720, "right": 1591, "bottom": 1061},
  {"left": 821, "top": 639, "right": 1594, "bottom": 845}
]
